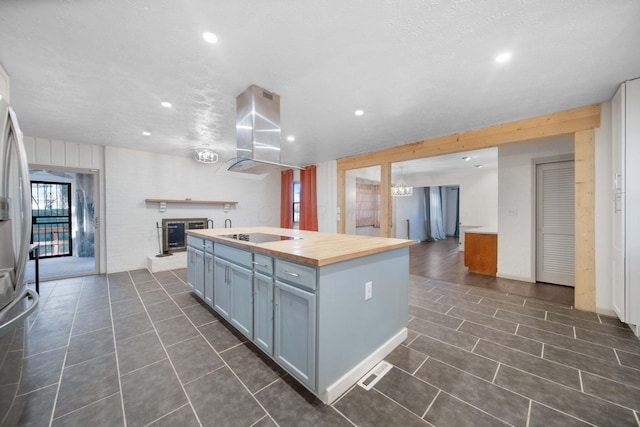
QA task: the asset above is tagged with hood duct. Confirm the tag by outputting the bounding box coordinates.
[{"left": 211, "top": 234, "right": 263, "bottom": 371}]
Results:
[{"left": 228, "top": 85, "right": 301, "bottom": 174}]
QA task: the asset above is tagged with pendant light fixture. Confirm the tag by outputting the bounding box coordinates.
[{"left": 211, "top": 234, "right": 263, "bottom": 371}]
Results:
[
  {"left": 194, "top": 147, "right": 219, "bottom": 164},
  {"left": 391, "top": 168, "right": 413, "bottom": 196}
]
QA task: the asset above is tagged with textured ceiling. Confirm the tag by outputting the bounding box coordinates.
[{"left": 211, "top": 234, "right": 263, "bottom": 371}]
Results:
[
  {"left": 394, "top": 147, "right": 499, "bottom": 178},
  {"left": 1, "top": 1, "right": 639, "bottom": 168}
]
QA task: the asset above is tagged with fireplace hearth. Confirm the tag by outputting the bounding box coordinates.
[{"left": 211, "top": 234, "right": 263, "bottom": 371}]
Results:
[{"left": 162, "top": 218, "right": 208, "bottom": 253}]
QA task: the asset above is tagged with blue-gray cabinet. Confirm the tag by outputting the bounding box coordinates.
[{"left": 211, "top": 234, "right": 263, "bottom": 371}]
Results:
[
  {"left": 229, "top": 262, "right": 253, "bottom": 338},
  {"left": 253, "top": 253, "right": 274, "bottom": 355},
  {"left": 213, "top": 244, "right": 254, "bottom": 340},
  {"left": 274, "top": 279, "right": 316, "bottom": 390},
  {"left": 186, "top": 245, "right": 204, "bottom": 299},
  {"left": 253, "top": 271, "right": 274, "bottom": 355},
  {"left": 204, "top": 252, "right": 214, "bottom": 307},
  {"left": 213, "top": 256, "right": 231, "bottom": 318}
]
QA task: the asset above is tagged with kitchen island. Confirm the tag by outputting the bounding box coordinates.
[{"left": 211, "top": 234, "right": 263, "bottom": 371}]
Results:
[{"left": 186, "top": 227, "right": 413, "bottom": 403}]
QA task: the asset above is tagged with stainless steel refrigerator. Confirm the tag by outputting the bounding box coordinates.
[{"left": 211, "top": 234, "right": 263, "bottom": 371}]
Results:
[{"left": 0, "top": 94, "right": 38, "bottom": 332}]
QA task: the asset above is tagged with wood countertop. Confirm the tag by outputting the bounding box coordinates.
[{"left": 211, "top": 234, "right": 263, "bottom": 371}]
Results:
[
  {"left": 187, "top": 227, "right": 414, "bottom": 266},
  {"left": 464, "top": 226, "right": 497, "bottom": 235}
]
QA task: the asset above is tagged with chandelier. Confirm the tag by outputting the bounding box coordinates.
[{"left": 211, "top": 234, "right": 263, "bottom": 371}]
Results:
[
  {"left": 391, "top": 170, "right": 413, "bottom": 197},
  {"left": 194, "top": 148, "right": 219, "bottom": 164}
]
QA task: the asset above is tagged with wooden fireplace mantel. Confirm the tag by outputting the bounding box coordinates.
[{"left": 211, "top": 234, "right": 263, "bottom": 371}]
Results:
[{"left": 145, "top": 199, "right": 238, "bottom": 205}]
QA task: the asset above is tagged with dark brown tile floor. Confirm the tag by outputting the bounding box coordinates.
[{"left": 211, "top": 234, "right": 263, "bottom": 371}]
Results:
[
  {"left": 1, "top": 261, "right": 638, "bottom": 426},
  {"left": 411, "top": 238, "right": 575, "bottom": 306}
]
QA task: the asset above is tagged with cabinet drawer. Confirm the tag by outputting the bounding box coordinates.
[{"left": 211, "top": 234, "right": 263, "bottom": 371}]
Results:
[
  {"left": 253, "top": 254, "right": 273, "bottom": 276},
  {"left": 204, "top": 239, "right": 214, "bottom": 253},
  {"left": 215, "top": 244, "right": 252, "bottom": 268},
  {"left": 275, "top": 259, "right": 316, "bottom": 291},
  {"left": 187, "top": 235, "right": 204, "bottom": 248}
]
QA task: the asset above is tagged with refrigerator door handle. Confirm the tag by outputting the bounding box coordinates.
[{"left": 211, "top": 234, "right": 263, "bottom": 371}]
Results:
[
  {"left": 0, "top": 288, "right": 38, "bottom": 332},
  {"left": 9, "top": 108, "right": 33, "bottom": 290}
]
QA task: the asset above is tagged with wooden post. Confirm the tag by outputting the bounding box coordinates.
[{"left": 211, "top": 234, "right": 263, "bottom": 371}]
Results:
[
  {"left": 574, "top": 129, "right": 596, "bottom": 311},
  {"left": 380, "top": 163, "right": 391, "bottom": 237},
  {"left": 337, "top": 167, "right": 345, "bottom": 233}
]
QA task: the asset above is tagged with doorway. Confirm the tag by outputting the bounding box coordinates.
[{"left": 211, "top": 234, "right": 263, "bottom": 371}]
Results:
[
  {"left": 536, "top": 160, "right": 575, "bottom": 287},
  {"left": 31, "top": 181, "right": 72, "bottom": 258},
  {"left": 25, "top": 168, "right": 99, "bottom": 281},
  {"left": 345, "top": 166, "right": 381, "bottom": 237}
]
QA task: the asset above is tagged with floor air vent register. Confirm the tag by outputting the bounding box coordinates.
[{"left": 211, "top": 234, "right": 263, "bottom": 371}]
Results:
[{"left": 357, "top": 361, "right": 393, "bottom": 391}]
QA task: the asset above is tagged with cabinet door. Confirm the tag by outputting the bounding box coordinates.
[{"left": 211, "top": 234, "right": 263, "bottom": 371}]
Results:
[
  {"left": 204, "top": 252, "right": 214, "bottom": 307},
  {"left": 253, "top": 272, "right": 273, "bottom": 355},
  {"left": 274, "top": 280, "right": 316, "bottom": 390},
  {"left": 612, "top": 83, "right": 626, "bottom": 320},
  {"left": 626, "top": 78, "right": 640, "bottom": 326},
  {"left": 186, "top": 247, "right": 197, "bottom": 292},
  {"left": 194, "top": 250, "right": 205, "bottom": 299},
  {"left": 213, "top": 257, "right": 230, "bottom": 319},
  {"left": 187, "top": 246, "right": 204, "bottom": 298},
  {"left": 229, "top": 263, "right": 253, "bottom": 339}
]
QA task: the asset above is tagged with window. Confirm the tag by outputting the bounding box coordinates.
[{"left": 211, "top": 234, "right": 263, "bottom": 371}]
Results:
[
  {"left": 293, "top": 181, "right": 301, "bottom": 224},
  {"left": 356, "top": 178, "right": 380, "bottom": 227}
]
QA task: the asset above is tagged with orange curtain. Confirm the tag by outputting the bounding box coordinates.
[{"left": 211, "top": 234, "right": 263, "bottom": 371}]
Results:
[
  {"left": 300, "top": 165, "right": 318, "bottom": 231},
  {"left": 280, "top": 169, "right": 293, "bottom": 228}
]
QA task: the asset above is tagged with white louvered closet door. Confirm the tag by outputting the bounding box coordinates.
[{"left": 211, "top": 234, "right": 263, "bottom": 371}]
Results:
[{"left": 536, "top": 161, "right": 575, "bottom": 287}]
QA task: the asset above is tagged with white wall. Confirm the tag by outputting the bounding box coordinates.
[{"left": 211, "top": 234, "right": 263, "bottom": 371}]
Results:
[
  {"left": 392, "top": 190, "right": 424, "bottom": 241},
  {"left": 595, "top": 102, "right": 614, "bottom": 315},
  {"left": 23, "top": 136, "right": 107, "bottom": 273},
  {"left": 497, "top": 135, "right": 574, "bottom": 283},
  {"left": 104, "top": 146, "right": 280, "bottom": 272},
  {"left": 0, "top": 64, "right": 9, "bottom": 102},
  {"left": 408, "top": 169, "right": 498, "bottom": 233}
]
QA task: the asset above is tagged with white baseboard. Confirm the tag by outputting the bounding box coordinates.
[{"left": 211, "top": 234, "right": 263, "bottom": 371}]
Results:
[
  {"left": 320, "top": 328, "right": 407, "bottom": 404},
  {"left": 595, "top": 307, "right": 618, "bottom": 318},
  {"left": 496, "top": 272, "right": 535, "bottom": 283}
]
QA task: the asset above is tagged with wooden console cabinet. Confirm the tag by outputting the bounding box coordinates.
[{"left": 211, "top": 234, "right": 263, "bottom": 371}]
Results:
[{"left": 464, "top": 230, "right": 497, "bottom": 276}]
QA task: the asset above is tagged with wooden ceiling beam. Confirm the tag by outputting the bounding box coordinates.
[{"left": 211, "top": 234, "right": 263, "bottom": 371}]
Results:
[{"left": 337, "top": 104, "right": 601, "bottom": 171}]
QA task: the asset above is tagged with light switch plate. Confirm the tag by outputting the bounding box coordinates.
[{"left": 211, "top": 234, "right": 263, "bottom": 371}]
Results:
[{"left": 365, "top": 281, "right": 372, "bottom": 300}]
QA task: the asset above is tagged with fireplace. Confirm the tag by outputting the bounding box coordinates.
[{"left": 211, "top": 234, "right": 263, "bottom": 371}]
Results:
[{"left": 162, "top": 218, "right": 208, "bottom": 253}]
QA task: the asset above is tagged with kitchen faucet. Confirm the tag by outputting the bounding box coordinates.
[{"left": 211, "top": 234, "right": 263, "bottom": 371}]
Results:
[{"left": 225, "top": 219, "right": 232, "bottom": 228}]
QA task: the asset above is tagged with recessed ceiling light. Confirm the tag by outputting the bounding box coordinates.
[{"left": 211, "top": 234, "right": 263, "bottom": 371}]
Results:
[
  {"left": 462, "top": 156, "right": 472, "bottom": 161},
  {"left": 161, "top": 101, "right": 172, "bottom": 108},
  {"left": 495, "top": 52, "right": 511, "bottom": 63},
  {"left": 142, "top": 131, "right": 151, "bottom": 136},
  {"left": 355, "top": 110, "right": 364, "bottom": 116},
  {"left": 475, "top": 164, "right": 484, "bottom": 168},
  {"left": 202, "top": 32, "right": 218, "bottom": 44},
  {"left": 286, "top": 135, "right": 295, "bottom": 142}
]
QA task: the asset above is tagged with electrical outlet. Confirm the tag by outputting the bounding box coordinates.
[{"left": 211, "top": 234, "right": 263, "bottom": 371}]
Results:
[
  {"left": 508, "top": 208, "right": 518, "bottom": 216},
  {"left": 365, "top": 281, "right": 372, "bottom": 300}
]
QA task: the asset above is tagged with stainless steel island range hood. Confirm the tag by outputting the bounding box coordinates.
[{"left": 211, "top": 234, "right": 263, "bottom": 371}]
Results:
[{"left": 228, "top": 85, "right": 301, "bottom": 174}]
